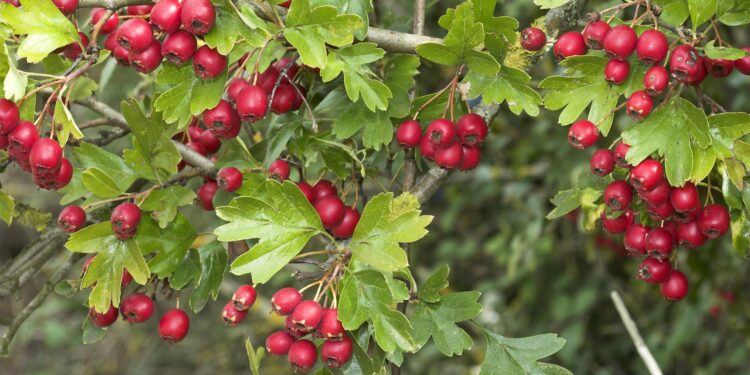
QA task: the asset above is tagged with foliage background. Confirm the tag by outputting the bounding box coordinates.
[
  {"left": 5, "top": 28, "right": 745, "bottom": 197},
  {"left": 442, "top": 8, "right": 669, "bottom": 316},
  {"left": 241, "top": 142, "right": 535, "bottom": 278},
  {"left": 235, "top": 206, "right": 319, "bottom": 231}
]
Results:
[{"left": 1, "top": 0, "right": 750, "bottom": 374}]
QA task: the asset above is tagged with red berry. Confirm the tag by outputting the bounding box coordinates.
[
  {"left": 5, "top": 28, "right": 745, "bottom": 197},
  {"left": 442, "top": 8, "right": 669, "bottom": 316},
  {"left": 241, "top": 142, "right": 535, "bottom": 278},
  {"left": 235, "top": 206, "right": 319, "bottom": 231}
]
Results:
[
  {"left": 127, "top": 5, "right": 153, "bottom": 15},
  {"left": 193, "top": 46, "right": 226, "bottom": 79},
  {"left": 221, "top": 302, "right": 248, "bottom": 326},
  {"left": 121, "top": 270, "right": 133, "bottom": 287},
  {"left": 280, "top": 0, "right": 291, "bottom": 7},
  {"left": 1, "top": 0, "right": 19, "bottom": 6},
  {"left": 418, "top": 135, "right": 436, "bottom": 160},
  {"left": 52, "top": 0, "right": 78, "bottom": 15},
  {"left": 645, "top": 227, "right": 674, "bottom": 259},
  {"left": 0, "top": 98, "right": 19, "bottom": 135},
  {"left": 271, "top": 84, "right": 297, "bottom": 114},
  {"left": 116, "top": 18, "right": 154, "bottom": 54},
  {"left": 203, "top": 99, "right": 238, "bottom": 135},
  {"left": 89, "top": 304, "right": 118, "bottom": 328},
  {"left": 669, "top": 45, "right": 702, "bottom": 83},
  {"left": 131, "top": 40, "right": 163, "bottom": 73},
  {"left": 197, "top": 129, "right": 220, "bottom": 154},
  {"left": 697, "top": 203, "right": 730, "bottom": 239},
  {"left": 648, "top": 201, "right": 674, "bottom": 221},
  {"left": 660, "top": 270, "right": 689, "bottom": 301},
  {"left": 434, "top": 142, "right": 463, "bottom": 169},
  {"left": 161, "top": 30, "right": 197, "bottom": 65},
  {"left": 29, "top": 138, "right": 63, "bottom": 178},
  {"left": 8, "top": 121, "right": 38, "bottom": 170},
  {"left": 676, "top": 220, "right": 706, "bottom": 248},
  {"left": 553, "top": 31, "right": 587, "bottom": 59},
  {"left": 613, "top": 142, "right": 630, "bottom": 168},
  {"left": 227, "top": 78, "right": 251, "bottom": 104},
  {"left": 521, "top": 27, "right": 546, "bottom": 51},
  {"left": 181, "top": 0, "right": 215, "bottom": 36},
  {"left": 425, "top": 119, "right": 456, "bottom": 148},
  {"left": 315, "top": 196, "right": 345, "bottom": 229},
  {"left": 396, "top": 120, "right": 422, "bottom": 148},
  {"left": 111, "top": 202, "right": 141, "bottom": 240},
  {"left": 706, "top": 58, "right": 734, "bottom": 78},
  {"left": 332, "top": 207, "right": 360, "bottom": 238},
  {"left": 217, "top": 167, "right": 243, "bottom": 192},
  {"left": 635, "top": 29, "right": 668, "bottom": 64},
  {"left": 312, "top": 180, "right": 337, "bottom": 202},
  {"left": 604, "top": 59, "right": 630, "bottom": 85},
  {"left": 58, "top": 205, "right": 86, "bottom": 233},
  {"left": 151, "top": 0, "right": 182, "bottom": 34},
  {"left": 603, "top": 25, "right": 637, "bottom": 61},
  {"left": 630, "top": 159, "right": 664, "bottom": 191},
  {"left": 626, "top": 90, "right": 653, "bottom": 121},
  {"left": 158, "top": 308, "right": 190, "bottom": 343},
  {"left": 590, "top": 149, "right": 615, "bottom": 176},
  {"left": 113, "top": 45, "right": 131, "bottom": 66},
  {"left": 91, "top": 8, "right": 119, "bottom": 34},
  {"left": 321, "top": 336, "right": 353, "bottom": 368},
  {"left": 231, "top": 285, "right": 257, "bottom": 311},
  {"left": 604, "top": 180, "right": 633, "bottom": 211},
  {"left": 459, "top": 146, "right": 481, "bottom": 171},
  {"left": 639, "top": 180, "right": 671, "bottom": 206},
  {"left": 236, "top": 85, "right": 269, "bottom": 121},
  {"left": 291, "top": 300, "right": 324, "bottom": 331},
  {"left": 285, "top": 315, "right": 311, "bottom": 337},
  {"left": 684, "top": 56, "right": 708, "bottom": 86},
  {"left": 318, "top": 308, "right": 345, "bottom": 341},
  {"left": 582, "top": 21, "right": 610, "bottom": 50},
  {"left": 670, "top": 182, "right": 700, "bottom": 213},
  {"left": 288, "top": 339, "right": 317, "bottom": 372},
  {"left": 269, "top": 159, "right": 291, "bottom": 181},
  {"left": 457, "top": 113, "right": 488, "bottom": 147},
  {"left": 624, "top": 223, "right": 649, "bottom": 255},
  {"left": 52, "top": 157, "right": 72, "bottom": 190},
  {"left": 197, "top": 181, "right": 218, "bottom": 210},
  {"left": 638, "top": 256, "right": 671, "bottom": 284},
  {"left": 120, "top": 293, "right": 155, "bottom": 324},
  {"left": 273, "top": 57, "right": 301, "bottom": 83},
  {"left": 0, "top": 134, "right": 7, "bottom": 150},
  {"left": 735, "top": 48, "right": 750, "bottom": 75},
  {"left": 63, "top": 32, "right": 89, "bottom": 60},
  {"left": 567, "top": 120, "right": 598, "bottom": 149},
  {"left": 253, "top": 67, "right": 280, "bottom": 94},
  {"left": 643, "top": 65, "right": 670, "bottom": 95},
  {"left": 298, "top": 182, "right": 315, "bottom": 203},
  {"left": 272, "top": 288, "right": 302, "bottom": 315},
  {"left": 601, "top": 209, "right": 633, "bottom": 234},
  {"left": 266, "top": 331, "right": 295, "bottom": 355}
]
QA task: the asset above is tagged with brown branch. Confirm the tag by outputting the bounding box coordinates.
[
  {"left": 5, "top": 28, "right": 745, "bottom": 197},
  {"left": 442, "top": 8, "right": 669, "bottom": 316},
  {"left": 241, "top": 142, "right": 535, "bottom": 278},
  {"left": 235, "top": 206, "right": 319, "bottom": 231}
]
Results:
[{"left": 77, "top": 0, "right": 151, "bottom": 9}]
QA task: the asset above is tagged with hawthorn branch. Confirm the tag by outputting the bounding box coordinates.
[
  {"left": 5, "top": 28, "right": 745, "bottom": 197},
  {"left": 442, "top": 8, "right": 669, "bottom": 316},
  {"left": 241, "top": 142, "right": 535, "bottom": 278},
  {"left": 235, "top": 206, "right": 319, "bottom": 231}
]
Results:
[
  {"left": 610, "top": 291, "right": 664, "bottom": 375},
  {"left": 78, "top": 0, "right": 151, "bottom": 9}
]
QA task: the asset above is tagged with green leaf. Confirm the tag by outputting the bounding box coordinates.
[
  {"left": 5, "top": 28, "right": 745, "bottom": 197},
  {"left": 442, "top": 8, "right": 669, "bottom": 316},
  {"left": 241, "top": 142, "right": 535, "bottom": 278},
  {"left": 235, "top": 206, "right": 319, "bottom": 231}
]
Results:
[
  {"left": 215, "top": 180, "right": 324, "bottom": 283},
  {"left": 203, "top": 0, "right": 262, "bottom": 55},
  {"left": 467, "top": 67, "right": 542, "bottom": 116},
  {"left": 533, "top": 0, "right": 572, "bottom": 9},
  {"left": 331, "top": 101, "right": 392, "bottom": 150},
  {"left": 708, "top": 112, "right": 750, "bottom": 159},
  {"left": 442, "top": 2, "right": 484, "bottom": 58},
  {"left": 3, "top": 43, "right": 27, "bottom": 101},
  {"left": 416, "top": 43, "right": 460, "bottom": 65},
  {"left": 320, "top": 43, "right": 391, "bottom": 111},
  {"left": 140, "top": 186, "right": 196, "bottom": 229},
  {"left": 54, "top": 279, "right": 78, "bottom": 298},
  {"left": 688, "top": 0, "right": 717, "bottom": 29},
  {"left": 81, "top": 168, "right": 124, "bottom": 198},
  {"left": 622, "top": 97, "right": 711, "bottom": 186},
  {"left": 383, "top": 54, "right": 420, "bottom": 118},
  {"left": 547, "top": 174, "right": 608, "bottom": 219},
  {"left": 703, "top": 40, "right": 747, "bottom": 60},
  {"left": 73, "top": 143, "right": 138, "bottom": 193},
  {"left": 464, "top": 50, "right": 501, "bottom": 76},
  {"left": 138, "top": 212, "right": 196, "bottom": 278},
  {"left": 82, "top": 316, "right": 108, "bottom": 344},
  {"left": 245, "top": 337, "right": 266, "bottom": 375},
  {"left": 189, "top": 242, "right": 227, "bottom": 313},
  {"left": 169, "top": 248, "right": 200, "bottom": 290},
  {"left": 13, "top": 203, "right": 51, "bottom": 232},
  {"left": 418, "top": 265, "right": 450, "bottom": 303},
  {"left": 121, "top": 100, "right": 180, "bottom": 181},
  {"left": 310, "top": 0, "right": 372, "bottom": 40},
  {"left": 480, "top": 330, "right": 567, "bottom": 375},
  {"left": 0, "top": 189, "right": 14, "bottom": 225},
  {"left": 154, "top": 63, "right": 226, "bottom": 127},
  {"left": 350, "top": 193, "right": 433, "bottom": 272},
  {"left": 717, "top": 0, "right": 750, "bottom": 25},
  {"left": 53, "top": 102, "right": 83, "bottom": 147},
  {"left": 412, "top": 291, "right": 482, "bottom": 356},
  {"left": 654, "top": 0, "right": 690, "bottom": 25},
  {"left": 0, "top": 0, "right": 78, "bottom": 63}
]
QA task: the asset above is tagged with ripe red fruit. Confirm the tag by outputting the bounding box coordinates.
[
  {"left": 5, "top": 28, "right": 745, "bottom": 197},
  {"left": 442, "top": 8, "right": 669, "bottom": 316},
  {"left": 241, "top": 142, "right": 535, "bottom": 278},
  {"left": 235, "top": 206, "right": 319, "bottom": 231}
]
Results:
[
  {"left": 236, "top": 85, "right": 269, "bottom": 121},
  {"left": 203, "top": 100, "right": 238, "bottom": 134},
  {"left": 603, "top": 180, "right": 632, "bottom": 211},
  {"left": 670, "top": 182, "right": 700, "bottom": 213},
  {"left": 315, "top": 196, "right": 346, "bottom": 229},
  {"left": 582, "top": 21, "right": 610, "bottom": 50},
  {"left": 89, "top": 304, "right": 118, "bottom": 328},
  {"left": 272, "top": 288, "right": 302, "bottom": 315},
  {"left": 269, "top": 159, "right": 291, "bottom": 181},
  {"left": 291, "top": 300, "right": 324, "bottom": 331},
  {"left": 613, "top": 142, "right": 630, "bottom": 168},
  {"left": 0, "top": 98, "right": 19, "bottom": 135},
  {"left": 332, "top": 207, "right": 360, "bottom": 238},
  {"left": 697, "top": 203, "right": 730, "bottom": 239},
  {"left": 567, "top": 120, "right": 598, "bottom": 149},
  {"left": 459, "top": 146, "right": 481, "bottom": 171},
  {"left": 158, "top": 308, "right": 190, "bottom": 343},
  {"left": 52, "top": 158, "right": 73, "bottom": 190},
  {"left": 624, "top": 224, "right": 649, "bottom": 255},
  {"left": 122, "top": 270, "right": 133, "bottom": 287},
  {"left": 127, "top": 5, "right": 153, "bottom": 15},
  {"left": 113, "top": 45, "right": 131, "bottom": 66},
  {"left": 643, "top": 65, "right": 670, "bottom": 95},
  {"left": 645, "top": 227, "right": 674, "bottom": 259},
  {"left": 29, "top": 138, "right": 63, "bottom": 178},
  {"left": 63, "top": 32, "right": 89, "bottom": 60},
  {"left": 706, "top": 58, "right": 734, "bottom": 78},
  {"left": 601, "top": 209, "right": 633, "bottom": 234},
  {"left": 647, "top": 201, "right": 674, "bottom": 221},
  {"left": 227, "top": 78, "right": 251, "bottom": 104},
  {"left": 111, "top": 202, "right": 141, "bottom": 240},
  {"left": 221, "top": 302, "right": 248, "bottom": 326},
  {"left": 181, "top": 0, "right": 215, "bottom": 35},
  {"left": 120, "top": 293, "right": 155, "bottom": 324},
  {"left": 590, "top": 149, "right": 615, "bottom": 176},
  {"left": 660, "top": 270, "right": 689, "bottom": 301},
  {"left": 626, "top": 91, "right": 653, "bottom": 121},
  {"left": 197, "top": 129, "right": 220, "bottom": 154},
  {"left": 684, "top": 56, "right": 708, "bottom": 86},
  {"left": 273, "top": 57, "right": 301, "bottom": 83},
  {"left": 630, "top": 159, "right": 664, "bottom": 191},
  {"left": 669, "top": 45, "right": 702, "bottom": 82},
  {"left": 266, "top": 331, "right": 295, "bottom": 355},
  {"left": 521, "top": 27, "right": 546, "bottom": 51},
  {"left": 52, "top": 0, "right": 78, "bottom": 15},
  {"left": 131, "top": 40, "right": 162, "bottom": 74},
  {"left": 457, "top": 113, "right": 488, "bottom": 147},
  {"left": 735, "top": 48, "right": 750, "bottom": 75},
  {"left": 193, "top": 46, "right": 226, "bottom": 79},
  {"left": 298, "top": 182, "right": 315, "bottom": 203},
  {"left": 91, "top": 8, "right": 119, "bottom": 34},
  {"left": 116, "top": 18, "right": 154, "bottom": 54},
  {"left": 232, "top": 285, "right": 257, "bottom": 311},
  {"left": 604, "top": 59, "right": 630, "bottom": 85},
  {"left": 639, "top": 180, "right": 670, "bottom": 206},
  {"left": 638, "top": 257, "right": 671, "bottom": 284},
  {"left": 435, "top": 142, "right": 463, "bottom": 169},
  {"left": 419, "top": 135, "right": 436, "bottom": 160},
  {"left": 161, "top": 30, "right": 197, "bottom": 65},
  {"left": 253, "top": 67, "right": 281, "bottom": 94},
  {"left": 280, "top": 0, "right": 291, "bottom": 7},
  {"left": 312, "top": 180, "right": 337, "bottom": 202},
  {"left": 8, "top": 121, "right": 39, "bottom": 169},
  {"left": 321, "top": 336, "right": 353, "bottom": 368},
  {"left": 318, "top": 308, "right": 345, "bottom": 341},
  {"left": 58, "top": 205, "right": 86, "bottom": 233},
  {"left": 396, "top": 120, "right": 422, "bottom": 148},
  {"left": 0, "top": 134, "right": 7, "bottom": 150},
  {"left": 553, "top": 31, "right": 587, "bottom": 59},
  {"left": 425, "top": 119, "right": 456, "bottom": 148},
  {"left": 271, "top": 84, "right": 297, "bottom": 114},
  {"left": 217, "top": 167, "right": 243, "bottom": 192},
  {"left": 285, "top": 315, "right": 311, "bottom": 337},
  {"left": 602, "top": 25, "right": 637, "bottom": 60},
  {"left": 197, "top": 181, "right": 218, "bottom": 210},
  {"left": 288, "top": 339, "right": 317, "bottom": 372},
  {"left": 676, "top": 221, "right": 706, "bottom": 248},
  {"left": 635, "top": 29, "right": 668, "bottom": 64},
  {"left": 151, "top": 0, "right": 182, "bottom": 34}
]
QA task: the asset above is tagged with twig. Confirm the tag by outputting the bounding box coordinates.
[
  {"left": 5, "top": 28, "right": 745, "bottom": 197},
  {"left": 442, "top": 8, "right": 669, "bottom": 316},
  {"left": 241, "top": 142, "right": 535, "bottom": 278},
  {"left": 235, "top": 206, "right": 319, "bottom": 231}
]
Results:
[{"left": 610, "top": 291, "right": 663, "bottom": 375}]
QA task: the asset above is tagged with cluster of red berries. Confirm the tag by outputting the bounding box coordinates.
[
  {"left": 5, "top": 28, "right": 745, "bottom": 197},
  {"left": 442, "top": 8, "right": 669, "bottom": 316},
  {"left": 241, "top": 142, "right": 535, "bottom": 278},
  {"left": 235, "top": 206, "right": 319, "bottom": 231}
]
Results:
[
  {"left": 396, "top": 113, "right": 488, "bottom": 171},
  {"left": 220, "top": 284, "right": 257, "bottom": 326},
  {"left": 296, "top": 177, "right": 361, "bottom": 238},
  {"left": 0, "top": 99, "right": 73, "bottom": 190},
  {"left": 265, "top": 288, "right": 352, "bottom": 371}
]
